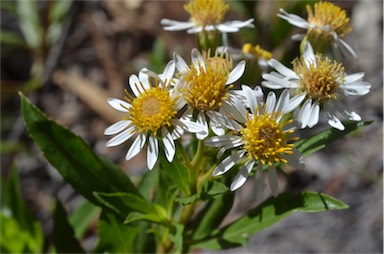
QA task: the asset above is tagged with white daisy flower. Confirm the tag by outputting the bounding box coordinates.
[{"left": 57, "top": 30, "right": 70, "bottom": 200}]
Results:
[
  {"left": 174, "top": 48, "right": 246, "bottom": 139},
  {"left": 161, "top": 0, "right": 254, "bottom": 34},
  {"left": 278, "top": 1, "right": 357, "bottom": 63},
  {"left": 104, "top": 61, "right": 203, "bottom": 170},
  {"left": 262, "top": 42, "right": 371, "bottom": 131},
  {"left": 217, "top": 43, "right": 273, "bottom": 71},
  {"left": 205, "top": 86, "right": 304, "bottom": 197}
]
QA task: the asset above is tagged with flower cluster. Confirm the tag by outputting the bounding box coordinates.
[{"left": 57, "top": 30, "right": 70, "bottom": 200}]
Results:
[{"left": 105, "top": 0, "right": 371, "bottom": 197}]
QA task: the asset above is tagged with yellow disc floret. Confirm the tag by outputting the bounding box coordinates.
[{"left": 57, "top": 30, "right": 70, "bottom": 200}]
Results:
[
  {"left": 293, "top": 54, "right": 345, "bottom": 103},
  {"left": 242, "top": 43, "right": 272, "bottom": 60},
  {"left": 181, "top": 51, "right": 233, "bottom": 111},
  {"left": 241, "top": 111, "right": 295, "bottom": 166},
  {"left": 184, "top": 0, "right": 229, "bottom": 27},
  {"left": 307, "top": 1, "right": 352, "bottom": 38},
  {"left": 125, "top": 82, "right": 177, "bottom": 135}
]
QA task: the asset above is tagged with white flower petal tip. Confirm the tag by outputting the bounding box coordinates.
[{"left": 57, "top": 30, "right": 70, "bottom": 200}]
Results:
[
  {"left": 226, "top": 61, "right": 246, "bottom": 84},
  {"left": 147, "top": 136, "right": 159, "bottom": 170},
  {"left": 212, "top": 151, "right": 245, "bottom": 176},
  {"left": 104, "top": 120, "right": 131, "bottom": 135},
  {"left": 108, "top": 98, "right": 130, "bottom": 112},
  {"left": 230, "top": 160, "right": 255, "bottom": 191},
  {"left": 126, "top": 134, "right": 146, "bottom": 161}
]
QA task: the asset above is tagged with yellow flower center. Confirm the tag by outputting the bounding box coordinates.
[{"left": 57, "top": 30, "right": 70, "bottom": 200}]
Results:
[
  {"left": 307, "top": 1, "right": 352, "bottom": 38},
  {"left": 241, "top": 111, "right": 295, "bottom": 166},
  {"left": 125, "top": 83, "right": 177, "bottom": 135},
  {"left": 242, "top": 43, "right": 272, "bottom": 60},
  {"left": 184, "top": 0, "right": 229, "bottom": 27},
  {"left": 293, "top": 55, "right": 345, "bottom": 103},
  {"left": 181, "top": 51, "right": 233, "bottom": 111}
]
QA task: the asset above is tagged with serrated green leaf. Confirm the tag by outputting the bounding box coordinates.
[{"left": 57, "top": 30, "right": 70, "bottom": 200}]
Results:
[
  {"left": 202, "top": 181, "right": 230, "bottom": 198},
  {"left": 190, "top": 192, "right": 348, "bottom": 250},
  {"left": 94, "top": 210, "right": 139, "bottom": 253},
  {"left": 296, "top": 121, "right": 373, "bottom": 156},
  {"left": 53, "top": 200, "right": 85, "bottom": 253},
  {"left": 20, "top": 93, "right": 141, "bottom": 215},
  {"left": 68, "top": 200, "right": 101, "bottom": 239}
]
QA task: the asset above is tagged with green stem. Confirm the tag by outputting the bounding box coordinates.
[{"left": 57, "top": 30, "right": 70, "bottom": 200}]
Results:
[{"left": 176, "top": 139, "right": 192, "bottom": 169}]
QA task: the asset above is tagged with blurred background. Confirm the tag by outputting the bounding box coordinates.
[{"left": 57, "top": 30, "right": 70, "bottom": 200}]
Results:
[{"left": 1, "top": 0, "right": 382, "bottom": 253}]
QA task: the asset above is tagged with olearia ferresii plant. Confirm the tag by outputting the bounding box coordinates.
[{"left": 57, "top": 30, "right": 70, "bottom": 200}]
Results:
[{"left": 19, "top": 1, "right": 373, "bottom": 253}]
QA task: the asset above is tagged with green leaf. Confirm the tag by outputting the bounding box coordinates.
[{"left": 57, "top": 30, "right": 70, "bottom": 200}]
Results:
[
  {"left": 124, "top": 211, "right": 165, "bottom": 225},
  {"left": 137, "top": 167, "right": 159, "bottom": 202},
  {"left": 16, "top": 0, "right": 41, "bottom": 49},
  {"left": 159, "top": 155, "right": 191, "bottom": 195},
  {"left": 191, "top": 192, "right": 348, "bottom": 250},
  {"left": 53, "top": 200, "right": 85, "bottom": 253},
  {"left": 0, "top": 31, "right": 29, "bottom": 49},
  {"left": 169, "top": 223, "right": 184, "bottom": 254},
  {"left": 20, "top": 93, "right": 141, "bottom": 212},
  {"left": 94, "top": 210, "right": 139, "bottom": 253},
  {"left": 93, "top": 192, "right": 156, "bottom": 218},
  {"left": 175, "top": 193, "right": 200, "bottom": 205},
  {"left": 68, "top": 200, "right": 101, "bottom": 239},
  {"left": 296, "top": 121, "right": 373, "bottom": 156},
  {"left": 0, "top": 166, "right": 44, "bottom": 253},
  {"left": 189, "top": 192, "right": 234, "bottom": 243},
  {"left": 0, "top": 212, "right": 43, "bottom": 253}
]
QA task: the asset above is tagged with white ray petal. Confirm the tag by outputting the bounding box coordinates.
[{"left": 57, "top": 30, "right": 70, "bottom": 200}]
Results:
[
  {"left": 162, "top": 127, "right": 175, "bottom": 162},
  {"left": 337, "top": 38, "right": 357, "bottom": 63},
  {"left": 147, "top": 135, "right": 159, "bottom": 170},
  {"left": 196, "top": 111, "right": 209, "bottom": 140},
  {"left": 138, "top": 70, "right": 152, "bottom": 90},
  {"left": 106, "top": 126, "right": 135, "bottom": 147},
  {"left": 160, "top": 19, "right": 194, "bottom": 31},
  {"left": 216, "top": 24, "right": 239, "bottom": 33},
  {"left": 277, "top": 9, "right": 310, "bottom": 29},
  {"left": 129, "top": 74, "right": 144, "bottom": 97},
  {"left": 104, "top": 120, "right": 131, "bottom": 135},
  {"left": 275, "top": 89, "right": 290, "bottom": 116},
  {"left": 270, "top": 59, "right": 298, "bottom": 79},
  {"left": 211, "top": 121, "right": 225, "bottom": 136},
  {"left": 286, "top": 93, "right": 306, "bottom": 113},
  {"left": 126, "top": 134, "right": 146, "bottom": 160},
  {"left": 108, "top": 98, "right": 130, "bottom": 112},
  {"left": 204, "top": 135, "right": 242, "bottom": 148},
  {"left": 267, "top": 165, "right": 279, "bottom": 197},
  {"left": 333, "top": 100, "right": 361, "bottom": 121},
  {"left": 325, "top": 111, "right": 345, "bottom": 131},
  {"left": 223, "top": 19, "right": 254, "bottom": 28},
  {"left": 242, "top": 85, "right": 258, "bottom": 115},
  {"left": 191, "top": 48, "right": 205, "bottom": 72},
  {"left": 230, "top": 160, "right": 255, "bottom": 191},
  {"left": 226, "top": 61, "right": 246, "bottom": 84},
  {"left": 174, "top": 53, "right": 189, "bottom": 73},
  {"left": 213, "top": 150, "right": 245, "bottom": 176},
  {"left": 266, "top": 91, "right": 277, "bottom": 114},
  {"left": 303, "top": 42, "right": 316, "bottom": 67},
  {"left": 307, "top": 101, "right": 320, "bottom": 128},
  {"left": 340, "top": 81, "right": 371, "bottom": 96},
  {"left": 161, "top": 60, "right": 175, "bottom": 83},
  {"left": 344, "top": 73, "right": 364, "bottom": 83},
  {"left": 298, "top": 99, "right": 312, "bottom": 128}
]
